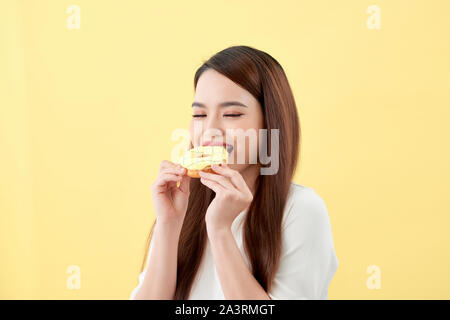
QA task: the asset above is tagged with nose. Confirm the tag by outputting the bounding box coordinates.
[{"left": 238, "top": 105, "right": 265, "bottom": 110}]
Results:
[{"left": 202, "top": 112, "right": 225, "bottom": 142}]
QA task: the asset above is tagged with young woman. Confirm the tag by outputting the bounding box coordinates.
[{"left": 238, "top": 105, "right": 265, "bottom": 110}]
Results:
[{"left": 130, "top": 45, "right": 338, "bottom": 300}]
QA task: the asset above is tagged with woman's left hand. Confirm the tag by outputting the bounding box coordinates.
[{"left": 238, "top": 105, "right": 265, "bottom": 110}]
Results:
[{"left": 199, "top": 163, "right": 254, "bottom": 233}]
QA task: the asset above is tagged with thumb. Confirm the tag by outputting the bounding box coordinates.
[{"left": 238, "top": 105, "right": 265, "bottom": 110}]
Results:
[{"left": 178, "top": 173, "right": 191, "bottom": 194}]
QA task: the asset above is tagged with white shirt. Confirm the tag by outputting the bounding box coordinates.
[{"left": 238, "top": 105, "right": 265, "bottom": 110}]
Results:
[{"left": 130, "top": 182, "right": 338, "bottom": 300}]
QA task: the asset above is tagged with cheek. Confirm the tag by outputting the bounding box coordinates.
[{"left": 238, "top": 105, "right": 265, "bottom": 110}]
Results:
[
  {"left": 190, "top": 121, "right": 202, "bottom": 146},
  {"left": 233, "top": 123, "right": 263, "bottom": 164}
]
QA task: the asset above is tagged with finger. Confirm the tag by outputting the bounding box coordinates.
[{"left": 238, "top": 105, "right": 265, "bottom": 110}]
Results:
[
  {"left": 210, "top": 163, "right": 249, "bottom": 193},
  {"left": 159, "top": 160, "right": 182, "bottom": 172},
  {"left": 161, "top": 163, "right": 186, "bottom": 176},
  {"left": 152, "top": 173, "right": 182, "bottom": 193},
  {"left": 178, "top": 174, "right": 191, "bottom": 194},
  {"left": 199, "top": 170, "right": 234, "bottom": 190},
  {"left": 200, "top": 177, "right": 224, "bottom": 194}
]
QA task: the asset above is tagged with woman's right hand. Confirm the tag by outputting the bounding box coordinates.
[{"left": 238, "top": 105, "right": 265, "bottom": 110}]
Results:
[{"left": 151, "top": 160, "right": 191, "bottom": 225}]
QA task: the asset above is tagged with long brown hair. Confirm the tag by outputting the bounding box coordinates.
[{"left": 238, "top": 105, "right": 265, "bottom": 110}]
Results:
[{"left": 141, "top": 45, "right": 300, "bottom": 299}]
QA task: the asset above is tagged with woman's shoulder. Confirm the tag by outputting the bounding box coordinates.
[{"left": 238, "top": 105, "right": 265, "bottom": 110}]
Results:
[
  {"left": 286, "top": 182, "right": 327, "bottom": 210},
  {"left": 283, "top": 182, "right": 330, "bottom": 229}
]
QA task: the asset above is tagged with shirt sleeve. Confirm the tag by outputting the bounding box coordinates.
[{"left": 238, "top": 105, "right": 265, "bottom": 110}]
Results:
[
  {"left": 267, "top": 186, "right": 339, "bottom": 300},
  {"left": 129, "top": 234, "right": 155, "bottom": 300}
]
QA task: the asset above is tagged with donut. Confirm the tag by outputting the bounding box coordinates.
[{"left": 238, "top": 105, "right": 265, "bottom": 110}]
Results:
[{"left": 178, "top": 145, "right": 228, "bottom": 178}]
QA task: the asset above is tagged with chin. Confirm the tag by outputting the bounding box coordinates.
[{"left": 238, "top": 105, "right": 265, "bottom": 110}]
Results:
[{"left": 227, "top": 163, "right": 250, "bottom": 173}]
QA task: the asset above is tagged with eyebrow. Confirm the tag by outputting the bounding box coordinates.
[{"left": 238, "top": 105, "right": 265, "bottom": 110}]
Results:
[{"left": 191, "top": 101, "right": 248, "bottom": 108}]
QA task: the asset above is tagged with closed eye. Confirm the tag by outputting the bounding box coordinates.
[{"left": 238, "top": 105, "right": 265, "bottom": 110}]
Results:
[{"left": 192, "top": 114, "right": 243, "bottom": 118}]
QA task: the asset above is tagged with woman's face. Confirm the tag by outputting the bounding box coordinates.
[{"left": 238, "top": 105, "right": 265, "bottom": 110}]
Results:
[{"left": 190, "top": 68, "right": 264, "bottom": 173}]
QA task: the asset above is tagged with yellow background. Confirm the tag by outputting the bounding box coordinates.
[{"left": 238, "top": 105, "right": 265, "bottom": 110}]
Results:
[{"left": 1, "top": 0, "right": 449, "bottom": 299}]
